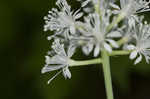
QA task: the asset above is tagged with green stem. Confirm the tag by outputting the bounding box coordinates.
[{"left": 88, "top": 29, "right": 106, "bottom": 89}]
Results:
[
  {"left": 110, "top": 50, "right": 131, "bottom": 56},
  {"left": 117, "top": 37, "right": 129, "bottom": 47},
  {"left": 69, "top": 50, "right": 131, "bottom": 67},
  {"left": 94, "top": 2, "right": 102, "bottom": 21},
  {"left": 69, "top": 58, "right": 102, "bottom": 67},
  {"left": 106, "top": 12, "right": 125, "bottom": 33},
  {"left": 101, "top": 50, "right": 114, "bottom": 99}
]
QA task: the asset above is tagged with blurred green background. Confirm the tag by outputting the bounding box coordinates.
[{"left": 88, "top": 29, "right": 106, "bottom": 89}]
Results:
[{"left": 1, "top": 0, "right": 150, "bottom": 99}]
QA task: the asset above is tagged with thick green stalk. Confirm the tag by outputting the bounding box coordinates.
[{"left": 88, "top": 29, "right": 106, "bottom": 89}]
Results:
[{"left": 101, "top": 50, "right": 114, "bottom": 99}]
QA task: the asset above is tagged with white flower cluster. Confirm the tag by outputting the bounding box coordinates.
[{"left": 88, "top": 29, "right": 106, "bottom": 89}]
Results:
[
  {"left": 111, "top": 0, "right": 150, "bottom": 15},
  {"left": 127, "top": 21, "right": 150, "bottom": 64},
  {"left": 42, "top": 39, "right": 76, "bottom": 84},
  {"left": 42, "top": 0, "right": 150, "bottom": 83}
]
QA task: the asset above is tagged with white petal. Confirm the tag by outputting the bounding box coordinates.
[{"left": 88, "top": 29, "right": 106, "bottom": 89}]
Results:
[
  {"left": 94, "top": 44, "right": 100, "bottom": 57},
  {"left": 145, "top": 56, "right": 150, "bottom": 64},
  {"left": 82, "top": 46, "right": 90, "bottom": 55},
  {"left": 129, "top": 51, "right": 138, "bottom": 60},
  {"left": 107, "top": 39, "right": 119, "bottom": 48},
  {"left": 82, "top": 43, "right": 94, "bottom": 55},
  {"left": 143, "top": 52, "right": 150, "bottom": 64},
  {"left": 52, "top": 39, "right": 66, "bottom": 56},
  {"left": 41, "top": 65, "right": 65, "bottom": 74},
  {"left": 134, "top": 55, "right": 142, "bottom": 65},
  {"left": 104, "top": 43, "right": 112, "bottom": 53},
  {"left": 45, "top": 56, "right": 51, "bottom": 64},
  {"left": 120, "top": 0, "right": 128, "bottom": 8},
  {"left": 112, "top": 10, "right": 120, "bottom": 14},
  {"left": 67, "top": 44, "right": 76, "bottom": 57},
  {"left": 49, "top": 55, "right": 66, "bottom": 64},
  {"left": 128, "top": 17, "right": 136, "bottom": 28},
  {"left": 126, "top": 44, "right": 136, "bottom": 50},
  {"left": 107, "top": 31, "right": 122, "bottom": 38},
  {"left": 75, "top": 21, "right": 84, "bottom": 27},
  {"left": 62, "top": 67, "right": 71, "bottom": 79},
  {"left": 47, "top": 36, "right": 53, "bottom": 40},
  {"left": 88, "top": 43, "right": 94, "bottom": 53},
  {"left": 81, "top": 0, "right": 90, "bottom": 7},
  {"left": 83, "top": 8, "right": 93, "bottom": 13},
  {"left": 70, "top": 26, "right": 76, "bottom": 34},
  {"left": 75, "top": 12, "right": 83, "bottom": 19},
  {"left": 109, "top": 3, "right": 120, "bottom": 10}
]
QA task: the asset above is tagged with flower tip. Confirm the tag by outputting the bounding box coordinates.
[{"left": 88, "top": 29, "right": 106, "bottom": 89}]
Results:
[
  {"left": 129, "top": 51, "right": 137, "bottom": 60},
  {"left": 63, "top": 68, "right": 72, "bottom": 79},
  {"left": 104, "top": 43, "right": 112, "bottom": 53},
  {"left": 134, "top": 55, "right": 142, "bottom": 65},
  {"left": 47, "top": 36, "right": 52, "bottom": 40},
  {"left": 45, "top": 56, "right": 50, "bottom": 64},
  {"left": 47, "top": 80, "right": 51, "bottom": 84},
  {"left": 41, "top": 67, "right": 47, "bottom": 74}
]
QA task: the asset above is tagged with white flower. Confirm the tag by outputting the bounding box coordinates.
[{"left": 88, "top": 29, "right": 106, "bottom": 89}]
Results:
[
  {"left": 110, "top": 0, "right": 149, "bottom": 34},
  {"left": 69, "top": 36, "right": 94, "bottom": 56},
  {"left": 77, "top": 0, "right": 115, "bottom": 13},
  {"left": 127, "top": 22, "right": 150, "bottom": 64},
  {"left": 77, "top": 0, "right": 115, "bottom": 7},
  {"left": 112, "top": 0, "right": 150, "bottom": 16},
  {"left": 41, "top": 39, "right": 76, "bottom": 84},
  {"left": 122, "top": 0, "right": 150, "bottom": 13},
  {"left": 44, "top": 0, "right": 83, "bottom": 38},
  {"left": 78, "top": 12, "right": 120, "bottom": 57}
]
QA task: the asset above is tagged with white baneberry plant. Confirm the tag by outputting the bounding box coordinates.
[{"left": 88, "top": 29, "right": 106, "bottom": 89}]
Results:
[{"left": 42, "top": 0, "right": 150, "bottom": 99}]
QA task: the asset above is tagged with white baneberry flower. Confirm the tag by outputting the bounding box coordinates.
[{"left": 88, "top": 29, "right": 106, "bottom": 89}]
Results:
[
  {"left": 77, "top": 0, "right": 115, "bottom": 7},
  {"left": 122, "top": 0, "right": 150, "bottom": 14},
  {"left": 78, "top": 12, "right": 121, "bottom": 57},
  {"left": 122, "top": 15, "right": 145, "bottom": 50},
  {"left": 127, "top": 22, "right": 150, "bottom": 64},
  {"left": 68, "top": 36, "right": 94, "bottom": 56},
  {"left": 110, "top": 0, "right": 150, "bottom": 37},
  {"left": 111, "top": 0, "right": 150, "bottom": 16},
  {"left": 44, "top": 0, "right": 83, "bottom": 39},
  {"left": 77, "top": 0, "right": 115, "bottom": 13},
  {"left": 122, "top": 15, "right": 145, "bottom": 37},
  {"left": 41, "top": 39, "right": 76, "bottom": 84}
]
